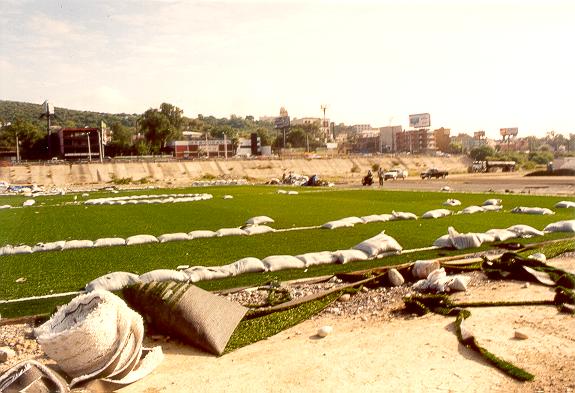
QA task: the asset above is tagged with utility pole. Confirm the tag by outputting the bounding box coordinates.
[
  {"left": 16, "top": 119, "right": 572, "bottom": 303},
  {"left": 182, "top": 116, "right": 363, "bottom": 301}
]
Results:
[
  {"left": 15, "top": 133, "right": 20, "bottom": 162},
  {"left": 86, "top": 132, "right": 92, "bottom": 162}
]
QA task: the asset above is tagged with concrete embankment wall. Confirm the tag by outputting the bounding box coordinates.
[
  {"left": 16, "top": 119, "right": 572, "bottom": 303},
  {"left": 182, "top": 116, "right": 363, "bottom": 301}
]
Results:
[{"left": 0, "top": 155, "right": 472, "bottom": 187}]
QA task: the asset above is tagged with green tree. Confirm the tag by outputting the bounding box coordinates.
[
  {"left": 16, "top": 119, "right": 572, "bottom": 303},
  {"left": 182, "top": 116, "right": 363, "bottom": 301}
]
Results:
[
  {"left": 0, "top": 118, "right": 43, "bottom": 158},
  {"left": 138, "top": 103, "right": 184, "bottom": 153},
  {"left": 469, "top": 145, "right": 495, "bottom": 161}
]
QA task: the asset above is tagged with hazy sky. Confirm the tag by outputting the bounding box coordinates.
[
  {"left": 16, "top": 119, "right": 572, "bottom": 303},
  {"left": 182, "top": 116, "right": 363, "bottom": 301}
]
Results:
[{"left": 1, "top": 0, "right": 573, "bottom": 138}]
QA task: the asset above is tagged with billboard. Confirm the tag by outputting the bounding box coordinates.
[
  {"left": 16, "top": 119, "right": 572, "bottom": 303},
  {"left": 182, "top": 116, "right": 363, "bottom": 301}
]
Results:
[
  {"left": 409, "top": 113, "right": 430, "bottom": 128},
  {"left": 500, "top": 128, "right": 518, "bottom": 137},
  {"left": 274, "top": 116, "right": 290, "bottom": 129}
]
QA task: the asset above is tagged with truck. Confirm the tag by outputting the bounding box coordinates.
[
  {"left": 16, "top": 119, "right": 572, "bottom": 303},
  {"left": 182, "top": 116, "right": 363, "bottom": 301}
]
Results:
[
  {"left": 383, "top": 168, "right": 408, "bottom": 181},
  {"left": 420, "top": 168, "right": 448, "bottom": 179}
]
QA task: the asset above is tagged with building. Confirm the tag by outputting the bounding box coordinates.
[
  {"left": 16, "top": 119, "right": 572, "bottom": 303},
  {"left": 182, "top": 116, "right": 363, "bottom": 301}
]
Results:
[
  {"left": 169, "top": 139, "right": 234, "bottom": 159},
  {"left": 291, "top": 117, "right": 321, "bottom": 127},
  {"left": 433, "top": 128, "right": 451, "bottom": 152},
  {"left": 351, "top": 124, "right": 373, "bottom": 133},
  {"left": 56, "top": 128, "right": 102, "bottom": 160},
  {"left": 379, "top": 126, "right": 402, "bottom": 152},
  {"left": 395, "top": 129, "right": 435, "bottom": 153}
]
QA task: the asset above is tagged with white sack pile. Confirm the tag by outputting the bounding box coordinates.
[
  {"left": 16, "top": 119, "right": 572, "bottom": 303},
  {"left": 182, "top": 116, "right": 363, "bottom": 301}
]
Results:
[
  {"left": 262, "top": 255, "right": 306, "bottom": 271},
  {"left": 412, "top": 268, "right": 471, "bottom": 293},
  {"left": 243, "top": 225, "right": 276, "bottom": 235},
  {"left": 481, "top": 205, "right": 503, "bottom": 212},
  {"left": 296, "top": 251, "right": 338, "bottom": 267},
  {"left": 360, "top": 214, "right": 394, "bottom": 223},
  {"left": 188, "top": 230, "right": 217, "bottom": 239},
  {"left": 245, "top": 216, "right": 275, "bottom": 225},
  {"left": 511, "top": 206, "right": 555, "bottom": 215},
  {"left": 458, "top": 206, "right": 485, "bottom": 215},
  {"left": 321, "top": 219, "right": 356, "bottom": 230},
  {"left": 34, "top": 290, "right": 163, "bottom": 388},
  {"left": 158, "top": 233, "right": 191, "bottom": 243},
  {"left": 447, "top": 227, "right": 484, "bottom": 250},
  {"left": 86, "top": 272, "right": 140, "bottom": 292},
  {"left": 421, "top": 209, "right": 452, "bottom": 219},
  {"left": 216, "top": 228, "right": 247, "bottom": 237},
  {"left": 93, "top": 237, "right": 126, "bottom": 248},
  {"left": 333, "top": 249, "right": 370, "bottom": 264},
  {"left": 485, "top": 228, "right": 518, "bottom": 241},
  {"left": 126, "top": 235, "right": 158, "bottom": 246}
]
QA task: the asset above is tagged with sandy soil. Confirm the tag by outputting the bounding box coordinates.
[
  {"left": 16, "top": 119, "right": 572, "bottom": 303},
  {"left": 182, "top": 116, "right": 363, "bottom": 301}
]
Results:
[{"left": 117, "top": 258, "right": 575, "bottom": 393}]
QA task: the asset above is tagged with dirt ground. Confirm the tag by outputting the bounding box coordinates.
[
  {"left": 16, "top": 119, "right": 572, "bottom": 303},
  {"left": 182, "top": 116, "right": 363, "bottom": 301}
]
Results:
[{"left": 118, "top": 258, "right": 575, "bottom": 393}]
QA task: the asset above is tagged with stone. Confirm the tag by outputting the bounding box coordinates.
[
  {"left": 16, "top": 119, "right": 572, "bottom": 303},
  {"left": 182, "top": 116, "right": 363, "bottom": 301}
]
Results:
[
  {"left": 514, "top": 330, "right": 529, "bottom": 340},
  {"left": 387, "top": 269, "right": 405, "bottom": 286},
  {"left": 339, "top": 293, "right": 351, "bottom": 302},
  {"left": 0, "top": 346, "right": 16, "bottom": 362},
  {"left": 317, "top": 326, "right": 333, "bottom": 338}
]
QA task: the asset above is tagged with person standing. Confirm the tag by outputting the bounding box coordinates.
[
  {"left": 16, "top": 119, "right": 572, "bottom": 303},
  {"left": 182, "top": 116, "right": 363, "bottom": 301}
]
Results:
[{"left": 377, "top": 167, "right": 384, "bottom": 186}]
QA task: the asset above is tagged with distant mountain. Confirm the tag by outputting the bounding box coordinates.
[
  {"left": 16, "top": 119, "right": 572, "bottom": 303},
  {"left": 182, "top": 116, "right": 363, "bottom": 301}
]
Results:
[{"left": 0, "top": 100, "right": 139, "bottom": 129}]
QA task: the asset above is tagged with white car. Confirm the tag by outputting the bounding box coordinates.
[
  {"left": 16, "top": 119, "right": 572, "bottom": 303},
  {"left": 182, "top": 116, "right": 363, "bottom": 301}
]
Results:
[{"left": 383, "top": 169, "right": 408, "bottom": 180}]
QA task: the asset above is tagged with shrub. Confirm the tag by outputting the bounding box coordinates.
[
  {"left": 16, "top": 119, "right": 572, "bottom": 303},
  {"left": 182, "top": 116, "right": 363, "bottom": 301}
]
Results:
[{"left": 351, "top": 165, "right": 360, "bottom": 173}]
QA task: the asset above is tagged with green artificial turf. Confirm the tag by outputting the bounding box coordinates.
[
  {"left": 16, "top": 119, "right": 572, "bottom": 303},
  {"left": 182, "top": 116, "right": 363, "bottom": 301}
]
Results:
[{"left": 0, "top": 186, "right": 573, "bottom": 317}]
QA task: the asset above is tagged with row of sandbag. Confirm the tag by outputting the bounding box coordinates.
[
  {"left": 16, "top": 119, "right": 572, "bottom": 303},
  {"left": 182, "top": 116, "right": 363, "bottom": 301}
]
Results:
[
  {"left": 0, "top": 215, "right": 278, "bottom": 256},
  {"left": 433, "top": 220, "right": 575, "bottom": 250},
  {"left": 84, "top": 193, "right": 213, "bottom": 205},
  {"left": 85, "top": 230, "right": 404, "bottom": 292}
]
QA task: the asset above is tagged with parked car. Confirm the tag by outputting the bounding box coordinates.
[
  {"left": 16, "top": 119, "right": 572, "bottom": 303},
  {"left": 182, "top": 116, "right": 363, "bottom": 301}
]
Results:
[
  {"left": 383, "top": 168, "right": 408, "bottom": 181},
  {"left": 420, "top": 168, "right": 448, "bottom": 179}
]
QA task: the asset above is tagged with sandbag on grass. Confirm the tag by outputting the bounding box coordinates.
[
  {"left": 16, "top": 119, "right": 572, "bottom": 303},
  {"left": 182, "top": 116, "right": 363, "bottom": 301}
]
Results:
[
  {"left": 126, "top": 235, "right": 158, "bottom": 246},
  {"left": 458, "top": 205, "right": 484, "bottom": 215},
  {"left": 86, "top": 272, "right": 140, "bottom": 292},
  {"left": 482, "top": 198, "right": 502, "bottom": 206},
  {"left": 485, "top": 228, "right": 518, "bottom": 241},
  {"left": 243, "top": 225, "right": 276, "bottom": 235},
  {"left": 544, "top": 220, "right": 575, "bottom": 233},
  {"left": 333, "top": 249, "right": 369, "bottom": 264},
  {"left": 32, "top": 240, "right": 66, "bottom": 252},
  {"left": 443, "top": 199, "right": 461, "bottom": 206},
  {"left": 62, "top": 239, "right": 94, "bottom": 250},
  {"left": 391, "top": 210, "right": 418, "bottom": 220},
  {"left": 421, "top": 208, "right": 452, "bottom": 219},
  {"left": 511, "top": 206, "right": 555, "bottom": 215},
  {"left": 555, "top": 201, "right": 575, "bottom": 208},
  {"left": 216, "top": 228, "right": 247, "bottom": 237},
  {"left": 506, "top": 224, "right": 545, "bottom": 238},
  {"left": 353, "top": 231, "right": 403, "bottom": 257},
  {"left": 139, "top": 269, "right": 190, "bottom": 283},
  {"left": 262, "top": 255, "right": 306, "bottom": 271},
  {"left": 296, "top": 251, "right": 338, "bottom": 267},
  {"left": 123, "top": 282, "right": 248, "bottom": 356},
  {"left": 321, "top": 219, "right": 355, "bottom": 229},
  {"left": 185, "top": 266, "right": 231, "bottom": 282},
  {"left": 188, "top": 230, "right": 216, "bottom": 239},
  {"left": 221, "top": 257, "right": 267, "bottom": 276},
  {"left": 157, "top": 233, "right": 190, "bottom": 243},
  {"left": 245, "top": 216, "right": 275, "bottom": 225},
  {"left": 448, "top": 227, "right": 483, "bottom": 250},
  {"left": 93, "top": 237, "right": 126, "bottom": 248}
]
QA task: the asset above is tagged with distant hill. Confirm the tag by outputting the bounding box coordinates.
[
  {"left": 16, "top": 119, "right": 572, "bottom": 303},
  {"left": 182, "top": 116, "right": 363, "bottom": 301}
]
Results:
[{"left": 0, "top": 100, "right": 139, "bottom": 129}]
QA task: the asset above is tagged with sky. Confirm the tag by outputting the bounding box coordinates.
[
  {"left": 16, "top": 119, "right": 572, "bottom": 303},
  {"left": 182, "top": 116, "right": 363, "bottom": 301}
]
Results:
[{"left": 1, "top": 0, "right": 574, "bottom": 139}]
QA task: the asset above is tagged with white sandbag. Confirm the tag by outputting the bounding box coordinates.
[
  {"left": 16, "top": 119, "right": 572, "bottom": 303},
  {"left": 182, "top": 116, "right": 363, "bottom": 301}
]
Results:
[
  {"left": 188, "top": 230, "right": 216, "bottom": 239},
  {"left": 432, "top": 234, "right": 453, "bottom": 248},
  {"left": 245, "top": 216, "right": 275, "bottom": 225},
  {"left": 139, "top": 269, "right": 189, "bottom": 283},
  {"left": 506, "top": 224, "right": 545, "bottom": 238},
  {"left": 422, "top": 209, "right": 452, "bottom": 219},
  {"left": 353, "top": 232, "right": 403, "bottom": 257},
  {"left": 321, "top": 219, "right": 355, "bottom": 229},
  {"left": 222, "top": 195, "right": 234, "bottom": 200},
  {"left": 458, "top": 206, "right": 484, "bottom": 215},
  {"left": 528, "top": 253, "right": 547, "bottom": 262},
  {"left": 543, "top": 220, "right": 575, "bottom": 233},
  {"left": 125, "top": 235, "right": 158, "bottom": 245},
  {"left": 482, "top": 199, "right": 502, "bottom": 206},
  {"left": 158, "top": 233, "right": 191, "bottom": 243},
  {"left": 334, "top": 249, "right": 369, "bottom": 264},
  {"left": 32, "top": 241, "right": 66, "bottom": 252},
  {"left": 448, "top": 227, "right": 483, "bottom": 250},
  {"left": 481, "top": 205, "right": 503, "bottom": 212},
  {"left": 22, "top": 199, "right": 36, "bottom": 207},
  {"left": 243, "top": 225, "right": 276, "bottom": 235},
  {"left": 442, "top": 199, "right": 461, "bottom": 206},
  {"left": 184, "top": 266, "right": 231, "bottom": 282},
  {"left": 287, "top": 191, "right": 299, "bottom": 195},
  {"left": 448, "top": 275, "right": 471, "bottom": 291},
  {"left": 476, "top": 233, "right": 496, "bottom": 243},
  {"left": 85, "top": 272, "right": 140, "bottom": 292},
  {"left": 360, "top": 214, "right": 393, "bottom": 223},
  {"left": 63, "top": 239, "right": 94, "bottom": 250},
  {"left": 223, "top": 257, "right": 267, "bottom": 276},
  {"left": 11, "top": 245, "right": 33, "bottom": 254},
  {"left": 391, "top": 211, "right": 418, "bottom": 220},
  {"left": 426, "top": 268, "right": 451, "bottom": 292},
  {"left": 412, "top": 260, "right": 441, "bottom": 279},
  {"left": 296, "top": 251, "right": 338, "bottom": 267},
  {"left": 216, "top": 228, "right": 247, "bottom": 237},
  {"left": 340, "top": 216, "right": 365, "bottom": 225},
  {"left": 277, "top": 189, "right": 287, "bottom": 194},
  {"left": 262, "top": 255, "right": 306, "bottom": 272},
  {"left": 93, "top": 238, "right": 126, "bottom": 248},
  {"left": 485, "top": 229, "right": 518, "bottom": 241},
  {"left": 511, "top": 206, "right": 555, "bottom": 215},
  {"left": 0, "top": 204, "right": 11, "bottom": 209},
  {"left": 555, "top": 201, "right": 575, "bottom": 208}
]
